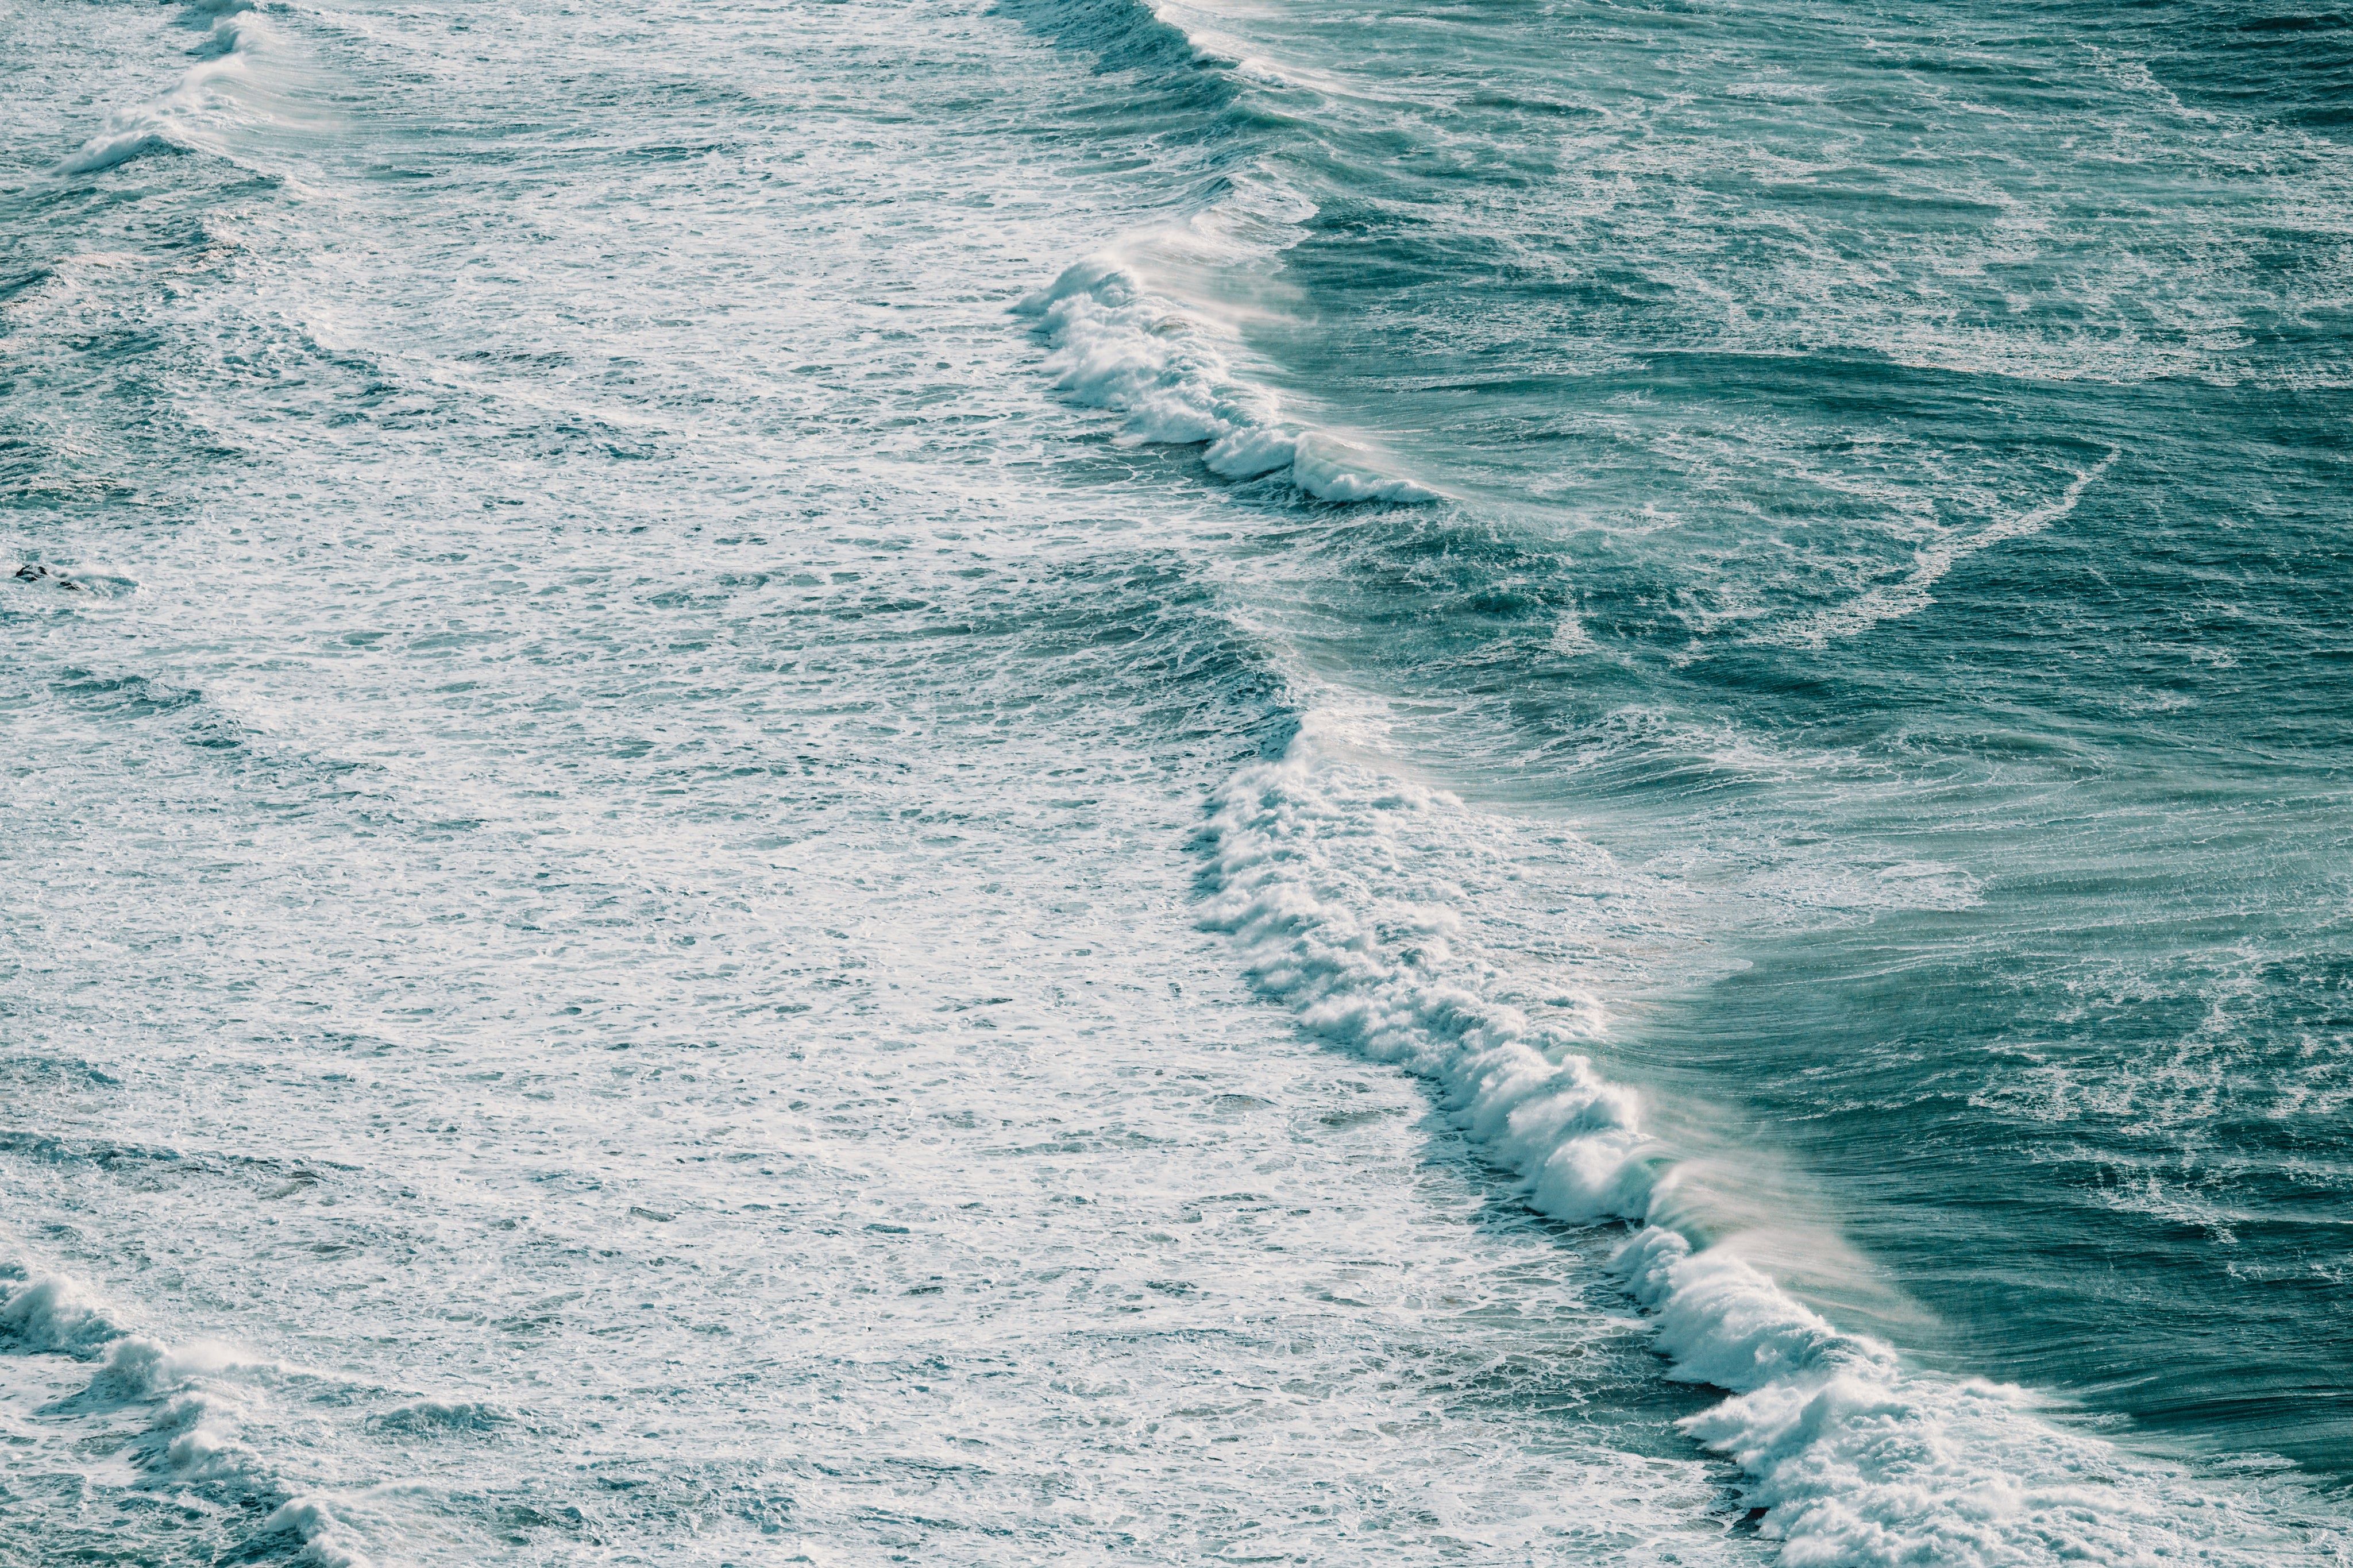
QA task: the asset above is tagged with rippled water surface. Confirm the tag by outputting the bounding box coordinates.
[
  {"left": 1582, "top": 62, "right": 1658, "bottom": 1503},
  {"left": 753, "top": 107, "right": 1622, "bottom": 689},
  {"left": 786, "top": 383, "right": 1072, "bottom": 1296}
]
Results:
[{"left": 4, "top": 1, "right": 2350, "bottom": 1563}]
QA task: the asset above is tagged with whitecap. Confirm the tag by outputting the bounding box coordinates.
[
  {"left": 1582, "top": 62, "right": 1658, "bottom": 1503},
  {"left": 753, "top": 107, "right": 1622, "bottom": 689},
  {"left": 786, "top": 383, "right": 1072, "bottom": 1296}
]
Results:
[
  {"left": 1201, "top": 721, "right": 2339, "bottom": 1566},
  {"left": 1017, "top": 257, "right": 1437, "bottom": 504}
]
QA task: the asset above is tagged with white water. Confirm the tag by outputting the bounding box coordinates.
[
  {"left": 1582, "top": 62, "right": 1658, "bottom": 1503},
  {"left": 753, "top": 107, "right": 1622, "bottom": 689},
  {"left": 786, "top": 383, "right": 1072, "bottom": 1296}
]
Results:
[
  {"left": 1202, "top": 718, "right": 2346, "bottom": 1565},
  {"left": 1019, "top": 256, "right": 1440, "bottom": 504},
  {"left": 7, "top": 0, "right": 2352, "bottom": 1562}
]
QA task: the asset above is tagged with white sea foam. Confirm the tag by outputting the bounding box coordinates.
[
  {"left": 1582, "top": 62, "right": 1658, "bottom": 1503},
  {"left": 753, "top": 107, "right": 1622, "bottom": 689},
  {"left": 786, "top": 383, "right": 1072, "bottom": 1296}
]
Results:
[
  {"left": 1201, "top": 719, "right": 2335, "bottom": 1566},
  {"left": 0, "top": 1261, "right": 373, "bottom": 1563},
  {"left": 53, "top": 12, "right": 272, "bottom": 176},
  {"left": 1776, "top": 448, "right": 2121, "bottom": 647},
  {"left": 1016, "top": 257, "right": 1439, "bottom": 504}
]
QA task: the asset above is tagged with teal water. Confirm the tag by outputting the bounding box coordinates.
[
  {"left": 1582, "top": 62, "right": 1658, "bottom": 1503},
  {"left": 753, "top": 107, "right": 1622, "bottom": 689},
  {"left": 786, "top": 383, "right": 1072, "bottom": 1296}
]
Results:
[
  {"left": 1168, "top": 0, "right": 2353, "bottom": 1465},
  {"left": 2, "top": 0, "right": 2348, "bottom": 1563}
]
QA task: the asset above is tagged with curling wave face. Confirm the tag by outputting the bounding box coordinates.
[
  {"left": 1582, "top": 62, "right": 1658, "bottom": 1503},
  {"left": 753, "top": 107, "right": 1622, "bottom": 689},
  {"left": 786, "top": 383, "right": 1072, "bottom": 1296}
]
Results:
[{"left": 1017, "top": 256, "right": 1440, "bottom": 503}]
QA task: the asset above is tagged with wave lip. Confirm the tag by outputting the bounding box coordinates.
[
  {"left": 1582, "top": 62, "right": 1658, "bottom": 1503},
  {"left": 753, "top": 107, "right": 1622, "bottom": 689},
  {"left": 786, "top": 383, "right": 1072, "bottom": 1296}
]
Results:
[
  {"left": 52, "top": 7, "right": 279, "bottom": 176},
  {"left": 1200, "top": 720, "right": 2348, "bottom": 1566},
  {"left": 1016, "top": 257, "right": 1438, "bottom": 504}
]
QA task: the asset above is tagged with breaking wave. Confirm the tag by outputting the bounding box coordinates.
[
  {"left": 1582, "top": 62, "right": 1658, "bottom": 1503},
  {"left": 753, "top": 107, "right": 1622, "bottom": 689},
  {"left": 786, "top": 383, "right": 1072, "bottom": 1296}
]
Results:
[
  {"left": 53, "top": 6, "right": 272, "bottom": 176},
  {"left": 1200, "top": 717, "right": 2342, "bottom": 1566},
  {"left": 1006, "top": 1, "right": 1437, "bottom": 505},
  {"left": 1017, "top": 257, "right": 1439, "bottom": 504},
  {"left": 0, "top": 1260, "right": 377, "bottom": 1566}
]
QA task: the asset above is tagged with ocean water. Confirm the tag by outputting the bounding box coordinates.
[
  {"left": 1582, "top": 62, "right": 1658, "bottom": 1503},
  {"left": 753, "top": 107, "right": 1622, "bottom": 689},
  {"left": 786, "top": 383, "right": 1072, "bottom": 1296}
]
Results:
[{"left": 3, "top": 0, "right": 2349, "bottom": 1562}]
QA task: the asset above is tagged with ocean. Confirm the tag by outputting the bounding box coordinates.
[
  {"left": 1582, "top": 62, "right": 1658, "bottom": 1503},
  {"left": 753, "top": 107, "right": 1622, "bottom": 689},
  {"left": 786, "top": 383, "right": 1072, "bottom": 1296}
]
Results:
[{"left": 2, "top": 0, "right": 2348, "bottom": 1562}]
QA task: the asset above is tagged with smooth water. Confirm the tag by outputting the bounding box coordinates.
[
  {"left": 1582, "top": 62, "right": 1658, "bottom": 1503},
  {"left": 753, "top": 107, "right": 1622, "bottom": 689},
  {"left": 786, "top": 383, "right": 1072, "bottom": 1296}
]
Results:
[{"left": 2, "top": 1, "right": 2348, "bottom": 1563}]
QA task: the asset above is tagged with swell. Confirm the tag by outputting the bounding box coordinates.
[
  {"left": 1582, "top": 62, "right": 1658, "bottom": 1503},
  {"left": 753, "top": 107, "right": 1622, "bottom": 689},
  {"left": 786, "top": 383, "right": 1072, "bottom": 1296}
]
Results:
[
  {"left": 1198, "top": 715, "right": 2350, "bottom": 1565},
  {"left": 1006, "top": 0, "right": 1441, "bottom": 506}
]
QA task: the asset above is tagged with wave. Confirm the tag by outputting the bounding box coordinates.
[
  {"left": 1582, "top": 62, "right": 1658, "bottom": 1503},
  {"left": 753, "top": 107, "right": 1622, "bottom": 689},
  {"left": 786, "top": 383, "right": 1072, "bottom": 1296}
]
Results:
[
  {"left": 367, "top": 1396, "right": 515, "bottom": 1434},
  {"left": 49, "top": 1, "right": 338, "bottom": 181},
  {"left": 1199, "top": 716, "right": 2344, "bottom": 1566},
  {"left": 990, "top": 0, "right": 1243, "bottom": 102},
  {"left": 0, "top": 1260, "right": 378, "bottom": 1566},
  {"left": 1016, "top": 256, "right": 1439, "bottom": 504},
  {"left": 1009, "top": 0, "right": 1438, "bottom": 505}
]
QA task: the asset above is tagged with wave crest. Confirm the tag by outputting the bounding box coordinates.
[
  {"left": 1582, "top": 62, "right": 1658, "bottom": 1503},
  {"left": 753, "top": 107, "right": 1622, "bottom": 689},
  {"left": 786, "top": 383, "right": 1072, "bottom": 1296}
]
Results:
[
  {"left": 1202, "top": 721, "right": 2342, "bottom": 1566},
  {"left": 1018, "top": 258, "right": 1438, "bottom": 504},
  {"left": 0, "top": 1260, "right": 377, "bottom": 1563}
]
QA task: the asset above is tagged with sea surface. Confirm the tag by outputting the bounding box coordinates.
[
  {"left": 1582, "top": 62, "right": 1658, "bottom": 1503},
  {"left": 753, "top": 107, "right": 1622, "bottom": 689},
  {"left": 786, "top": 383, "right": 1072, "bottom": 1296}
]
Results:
[{"left": 3, "top": 1, "right": 2350, "bottom": 1563}]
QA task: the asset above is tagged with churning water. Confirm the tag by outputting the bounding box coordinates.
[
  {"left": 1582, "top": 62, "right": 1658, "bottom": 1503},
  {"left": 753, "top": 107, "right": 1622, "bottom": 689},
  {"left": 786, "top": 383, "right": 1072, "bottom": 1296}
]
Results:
[{"left": 3, "top": 1, "right": 2350, "bottom": 1562}]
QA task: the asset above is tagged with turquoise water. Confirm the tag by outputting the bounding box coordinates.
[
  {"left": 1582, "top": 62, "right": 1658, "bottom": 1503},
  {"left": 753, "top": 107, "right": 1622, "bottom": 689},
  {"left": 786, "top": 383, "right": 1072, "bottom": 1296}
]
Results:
[{"left": 2, "top": 1, "right": 2348, "bottom": 1563}]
